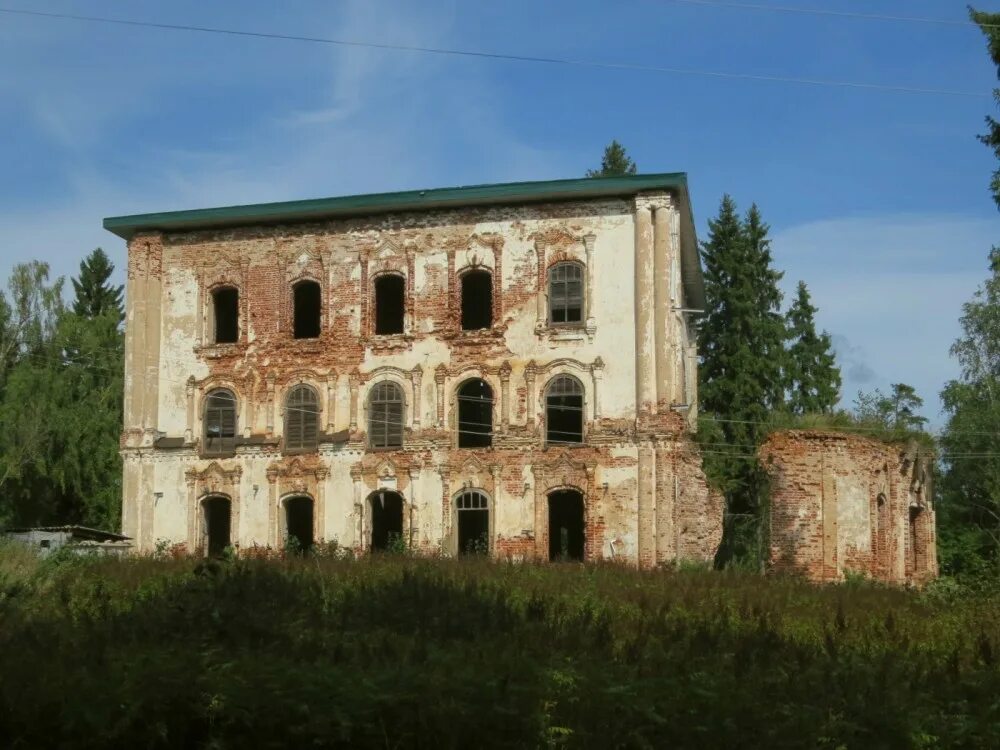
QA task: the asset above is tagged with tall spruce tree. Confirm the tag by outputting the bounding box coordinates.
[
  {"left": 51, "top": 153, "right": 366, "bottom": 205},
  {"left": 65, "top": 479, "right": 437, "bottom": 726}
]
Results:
[
  {"left": 699, "top": 196, "right": 787, "bottom": 568},
  {"left": 585, "top": 140, "right": 638, "bottom": 177},
  {"left": 71, "top": 248, "right": 123, "bottom": 322},
  {"left": 784, "top": 281, "right": 841, "bottom": 414},
  {"left": 971, "top": 8, "right": 1000, "bottom": 208}
]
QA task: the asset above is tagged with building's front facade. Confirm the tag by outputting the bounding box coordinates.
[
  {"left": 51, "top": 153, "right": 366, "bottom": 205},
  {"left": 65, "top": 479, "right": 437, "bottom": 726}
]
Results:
[{"left": 107, "top": 174, "right": 723, "bottom": 564}]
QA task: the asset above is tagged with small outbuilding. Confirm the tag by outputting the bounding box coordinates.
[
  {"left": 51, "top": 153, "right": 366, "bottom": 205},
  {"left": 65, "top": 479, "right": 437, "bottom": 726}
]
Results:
[{"left": 2, "top": 525, "right": 133, "bottom": 557}]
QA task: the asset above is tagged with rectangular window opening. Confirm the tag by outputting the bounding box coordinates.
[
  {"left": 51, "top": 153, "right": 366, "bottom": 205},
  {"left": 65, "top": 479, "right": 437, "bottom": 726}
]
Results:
[
  {"left": 213, "top": 288, "right": 239, "bottom": 344},
  {"left": 374, "top": 275, "right": 405, "bottom": 335},
  {"left": 461, "top": 271, "right": 493, "bottom": 330}
]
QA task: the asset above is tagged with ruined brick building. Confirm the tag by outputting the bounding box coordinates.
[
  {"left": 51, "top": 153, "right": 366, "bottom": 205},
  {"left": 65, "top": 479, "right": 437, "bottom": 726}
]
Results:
[
  {"left": 762, "top": 431, "right": 937, "bottom": 585},
  {"left": 106, "top": 173, "right": 723, "bottom": 563}
]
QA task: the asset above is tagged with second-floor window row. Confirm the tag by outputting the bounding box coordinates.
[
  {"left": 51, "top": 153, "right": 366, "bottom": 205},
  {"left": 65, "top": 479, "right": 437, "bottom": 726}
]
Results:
[{"left": 209, "top": 261, "right": 590, "bottom": 344}]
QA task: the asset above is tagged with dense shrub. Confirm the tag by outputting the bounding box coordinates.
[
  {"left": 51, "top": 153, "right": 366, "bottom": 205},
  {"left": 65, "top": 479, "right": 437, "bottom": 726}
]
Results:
[{"left": 0, "top": 553, "right": 998, "bottom": 748}]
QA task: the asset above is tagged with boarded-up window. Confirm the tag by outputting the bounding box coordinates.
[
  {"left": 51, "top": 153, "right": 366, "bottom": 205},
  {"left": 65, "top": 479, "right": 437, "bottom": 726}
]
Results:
[
  {"left": 460, "top": 270, "right": 492, "bottom": 330},
  {"left": 545, "top": 375, "right": 584, "bottom": 445},
  {"left": 204, "top": 389, "right": 237, "bottom": 455},
  {"left": 212, "top": 287, "right": 239, "bottom": 343},
  {"left": 548, "top": 263, "right": 583, "bottom": 325},
  {"left": 285, "top": 385, "right": 319, "bottom": 452},
  {"left": 293, "top": 280, "right": 321, "bottom": 339},
  {"left": 457, "top": 379, "right": 493, "bottom": 448},
  {"left": 374, "top": 275, "right": 405, "bottom": 335},
  {"left": 369, "top": 381, "right": 404, "bottom": 448}
]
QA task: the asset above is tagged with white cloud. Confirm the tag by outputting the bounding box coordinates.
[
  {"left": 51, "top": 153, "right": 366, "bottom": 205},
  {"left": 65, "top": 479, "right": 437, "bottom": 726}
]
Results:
[{"left": 772, "top": 213, "right": 999, "bottom": 425}]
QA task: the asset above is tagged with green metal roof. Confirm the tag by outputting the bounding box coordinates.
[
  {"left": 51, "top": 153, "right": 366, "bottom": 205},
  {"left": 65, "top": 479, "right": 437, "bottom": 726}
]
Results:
[
  {"left": 103, "top": 172, "right": 704, "bottom": 308},
  {"left": 103, "top": 173, "right": 688, "bottom": 239}
]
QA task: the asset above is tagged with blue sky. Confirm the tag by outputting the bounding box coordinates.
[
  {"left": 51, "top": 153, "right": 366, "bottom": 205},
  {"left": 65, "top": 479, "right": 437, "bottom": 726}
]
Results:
[{"left": 1, "top": 0, "right": 998, "bottom": 424}]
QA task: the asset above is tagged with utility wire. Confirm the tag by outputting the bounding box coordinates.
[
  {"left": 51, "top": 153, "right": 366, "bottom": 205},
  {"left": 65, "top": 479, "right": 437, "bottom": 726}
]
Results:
[
  {"left": 0, "top": 6, "right": 987, "bottom": 98},
  {"left": 663, "top": 0, "right": 1000, "bottom": 30}
]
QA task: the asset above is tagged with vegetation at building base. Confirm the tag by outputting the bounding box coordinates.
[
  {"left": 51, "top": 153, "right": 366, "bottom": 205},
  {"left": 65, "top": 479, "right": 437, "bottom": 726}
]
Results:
[
  {"left": 0, "top": 249, "right": 124, "bottom": 530},
  {"left": 1, "top": 548, "right": 999, "bottom": 749}
]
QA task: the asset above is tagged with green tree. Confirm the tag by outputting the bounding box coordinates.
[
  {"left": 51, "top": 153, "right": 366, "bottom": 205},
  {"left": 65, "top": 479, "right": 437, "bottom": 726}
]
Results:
[
  {"left": 71, "top": 248, "right": 123, "bottom": 322},
  {"left": 972, "top": 8, "right": 1000, "bottom": 208},
  {"left": 585, "top": 140, "right": 637, "bottom": 177},
  {"left": 784, "top": 281, "right": 841, "bottom": 414},
  {"left": 698, "top": 196, "right": 787, "bottom": 568},
  {"left": 853, "top": 383, "right": 928, "bottom": 432},
  {"left": 938, "top": 248, "right": 1000, "bottom": 576}
]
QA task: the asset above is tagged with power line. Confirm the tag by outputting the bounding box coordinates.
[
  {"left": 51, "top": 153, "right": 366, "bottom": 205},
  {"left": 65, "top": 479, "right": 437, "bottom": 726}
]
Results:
[
  {"left": 0, "top": 6, "right": 987, "bottom": 98},
  {"left": 663, "top": 0, "right": 1000, "bottom": 29}
]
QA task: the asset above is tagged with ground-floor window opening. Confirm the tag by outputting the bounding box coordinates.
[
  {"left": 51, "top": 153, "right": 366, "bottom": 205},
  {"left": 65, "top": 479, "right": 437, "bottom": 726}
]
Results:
[
  {"left": 285, "top": 495, "right": 314, "bottom": 553},
  {"left": 548, "top": 490, "right": 584, "bottom": 562},
  {"left": 370, "top": 491, "right": 404, "bottom": 551},
  {"left": 203, "top": 496, "right": 232, "bottom": 557},
  {"left": 457, "top": 490, "right": 489, "bottom": 555}
]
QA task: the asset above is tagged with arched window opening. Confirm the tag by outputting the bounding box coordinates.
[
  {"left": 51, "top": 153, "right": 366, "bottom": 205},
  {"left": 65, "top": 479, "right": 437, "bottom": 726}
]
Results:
[
  {"left": 457, "top": 379, "right": 493, "bottom": 449},
  {"left": 548, "top": 490, "right": 584, "bottom": 562},
  {"left": 457, "top": 490, "right": 489, "bottom": 556},
  {"left": 285, "top": 495, "right": 314, "bottom": 553},
  {"left": 204, "top": 389, "right": 237, "bottom": 455},
  {"left": 460, "top": 270, "right": 492, "bottom": 330},
  {"left": 548, "top": 263, "right": 583, "bottom": 326},
  {"left": 212, "top": 287, "right": 239, "bottom": 344},
  {"left": 545, "top": 376, "right": 584, "bottom": 445},
  {"left": 374, "top": 274, "right": 405, "bottom": 335},
  {"left": 370, "top": 490, "right": 404, "bottom": 551},
  {"left": 368, "top": 381, "right": 404, "bottom": 448},
  {"left": 202, "top": 496, "right": 232, "bottom": 557},
  {"left": 293, "top": 280, "right": 321, "bottom": 339},
  {"left": 284, "top": 385, "right": 319, "bottom": 452}
]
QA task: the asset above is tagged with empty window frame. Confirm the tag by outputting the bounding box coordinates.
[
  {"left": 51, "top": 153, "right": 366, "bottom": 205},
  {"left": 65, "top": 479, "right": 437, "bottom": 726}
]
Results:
[
  {"left": 284, "top": 385, "right": 320, "bottom": 452},
  {"left": 457, "top": 379, "right": 493, "bottom": 449},
  {"left": 368, "top": 381, "right": 404, "bottom": 448},
  {"left": 456, "top": 490, "right": 489, "bottom": 555},
  {"left": 369, "top": 490, "right": 404, "bottom": 551},
  {"left": 460, "top": 270, "right": 492, "bottom": 330},
  {"left": 548, "top": 489, "right": 585, "bottom": 561},
  {"left": 212, "top": 287, "right": 239, "bottom": 344},
  {"left": 204, "top": 389, "right": 237, "bottom": 455},
  {"left": 293, "top": 280, "right": 322, "bottom": 339},
  {"left": 545, "top": 375, "right": 584, "bottom": 445},
  {"left": 284, "top": 495, "right": 314, "bottom": 553},
  {"left": 548, "top": 263, "right": 584, "bottom": 325},
  {"left": 374, "top": 274, "right": 405, "bottom": 335},
  {"left": 203, "top": 496, "right": 232, "bottom": 557}
]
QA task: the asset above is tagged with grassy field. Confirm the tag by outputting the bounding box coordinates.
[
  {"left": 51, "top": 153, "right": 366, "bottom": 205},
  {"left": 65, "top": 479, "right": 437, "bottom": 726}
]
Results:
[{"left": 0, "top": 545, "right": 998, "bottom": 749}]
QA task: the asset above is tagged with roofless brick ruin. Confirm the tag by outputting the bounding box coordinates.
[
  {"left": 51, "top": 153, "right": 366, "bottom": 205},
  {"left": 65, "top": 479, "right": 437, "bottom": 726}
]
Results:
[{"left": 107, "top": 174, "right": 935, "bottom": 581}]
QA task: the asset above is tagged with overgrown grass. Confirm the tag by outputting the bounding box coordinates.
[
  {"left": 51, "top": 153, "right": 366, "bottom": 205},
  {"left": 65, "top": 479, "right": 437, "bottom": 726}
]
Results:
[
  {"left": 1, "top": 551, "right": 998, "bottom": 748},
  {"left": 764, "top": 410, "right": 937, "bottom": 450}
]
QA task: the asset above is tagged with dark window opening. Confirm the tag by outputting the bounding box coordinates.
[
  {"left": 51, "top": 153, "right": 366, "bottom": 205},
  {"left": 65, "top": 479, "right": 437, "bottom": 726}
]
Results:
[
  {"left": 285, "top": 385, "right": 319, "bottom": 452},
  {"left": 545, "top": 376, "right": 584, "bottom": 445},
  {"left": 285, "top": 496, "right": 314, "bottom": 553},
  {"left": 213, "top": 287, "right": 239, "bottom": 343},
  {"left": 204, "top": 497, "right": 232, "bottom": 557},
  {"left": 908, "top": 507, "right": 922, "bottom": 574},
  {"left": 370, "top": 491, "right": 404, "bottom": 551},
  {"left": 461, "top": 270, "right": 492, "bottom": 330},
  {"left": 548, "top": 490, "right": 584, "bottom": 562},
  {"left": 374, "top": 274, "right": 405, "bottom": 335},
  {"left": 293, "top": 280, "right": 322, "bottom": 339},
  {"left": 204, "top": 389, "right": 237, "bottom": 455},
  {"left": 548, "top": 263, "right": 583, "bottom": 325},
  {"left": 457, "top": 490, "right": 489, "bottom": 555},
  {"left": 457, "top": 379, "right": 493, "bottom": 448},
  {"left": 369, "top": 381, "right": 404, "bottom": 448}
]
